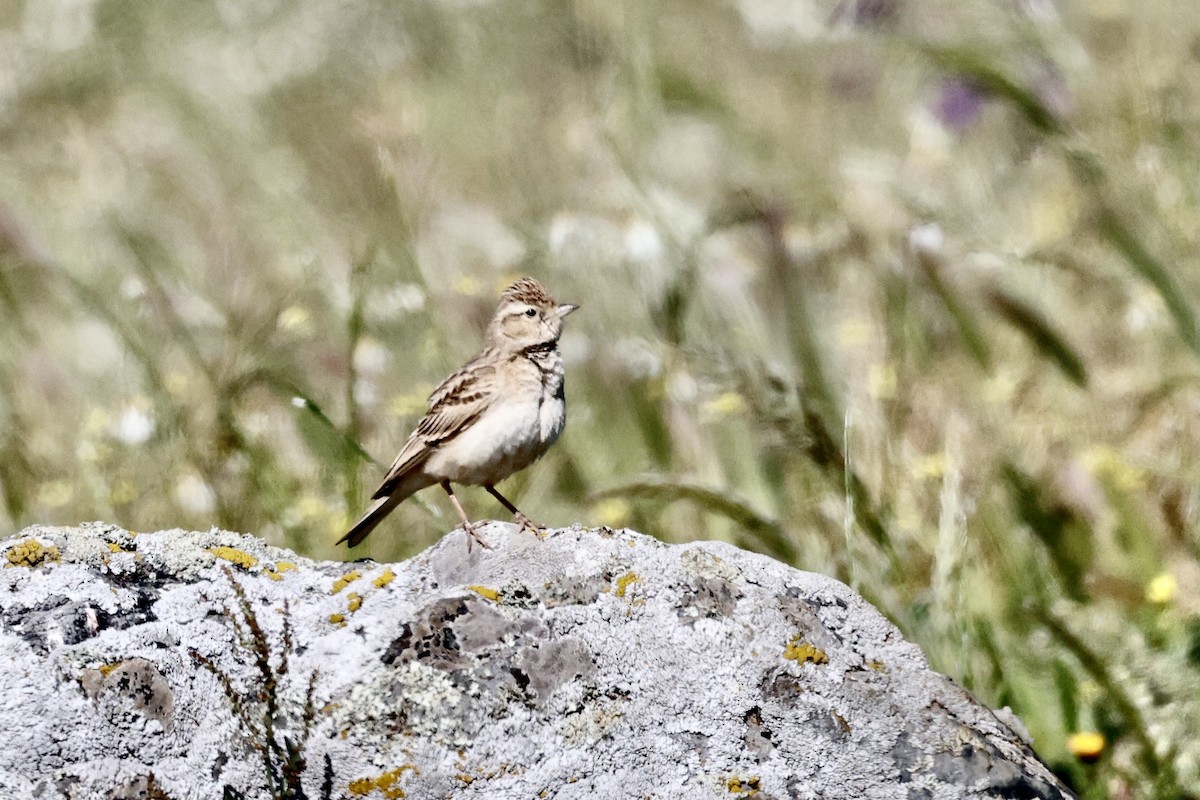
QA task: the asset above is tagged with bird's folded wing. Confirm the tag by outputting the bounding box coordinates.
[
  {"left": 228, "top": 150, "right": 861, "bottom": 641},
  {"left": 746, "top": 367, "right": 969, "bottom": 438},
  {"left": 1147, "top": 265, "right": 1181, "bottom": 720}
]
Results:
[{"left": 371, "top": 358, "right": 497, "bottom": 499}]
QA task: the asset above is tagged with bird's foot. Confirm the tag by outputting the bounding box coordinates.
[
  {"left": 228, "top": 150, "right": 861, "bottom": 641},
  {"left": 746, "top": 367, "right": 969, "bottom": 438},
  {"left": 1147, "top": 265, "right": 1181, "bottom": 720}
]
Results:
[
  {"left": 463, "top": 521, "right": 493, "bottom": 552},
  {"left": 513, "top": 512, "right": 547, "bottom": 539}
]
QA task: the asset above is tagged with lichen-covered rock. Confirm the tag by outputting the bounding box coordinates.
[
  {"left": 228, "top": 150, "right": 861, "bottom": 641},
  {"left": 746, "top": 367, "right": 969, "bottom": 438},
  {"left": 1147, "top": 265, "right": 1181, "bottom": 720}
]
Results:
[{"left": 0, "top": 522, "right": 1076, "bottom": 800}]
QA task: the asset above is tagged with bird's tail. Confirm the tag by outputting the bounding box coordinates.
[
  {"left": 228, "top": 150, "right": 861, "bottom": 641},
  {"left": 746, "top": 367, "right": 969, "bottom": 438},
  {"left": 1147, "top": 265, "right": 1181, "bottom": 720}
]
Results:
[
  {"left": 337, "top": 473, "right": 434, "bottom": 548},
  {"left": 337, "top": 494, "right": 403, "bottom": 548}
]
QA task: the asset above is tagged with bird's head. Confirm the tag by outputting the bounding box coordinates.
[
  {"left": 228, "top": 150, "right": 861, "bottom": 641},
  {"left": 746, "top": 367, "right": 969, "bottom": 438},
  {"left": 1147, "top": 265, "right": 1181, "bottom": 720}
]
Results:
[{"left": 486, "top": 277, "right": 578, "bottom": 351}]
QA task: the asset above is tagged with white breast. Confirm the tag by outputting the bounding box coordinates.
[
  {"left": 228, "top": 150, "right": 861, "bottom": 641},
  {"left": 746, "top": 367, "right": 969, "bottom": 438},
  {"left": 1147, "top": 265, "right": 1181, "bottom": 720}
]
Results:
[
  {"left": 426, "top": 400, "right": 563, "bottom": 486},
  {"left": 425, "top": 351, "right": 567, "bottom": 486}
]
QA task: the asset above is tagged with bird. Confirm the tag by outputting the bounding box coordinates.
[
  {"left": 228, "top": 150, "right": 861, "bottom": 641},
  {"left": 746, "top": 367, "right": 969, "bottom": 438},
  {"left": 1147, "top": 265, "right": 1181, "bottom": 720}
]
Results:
[{"left": 338, "top": 277, "right": 578, "bottom": 550}]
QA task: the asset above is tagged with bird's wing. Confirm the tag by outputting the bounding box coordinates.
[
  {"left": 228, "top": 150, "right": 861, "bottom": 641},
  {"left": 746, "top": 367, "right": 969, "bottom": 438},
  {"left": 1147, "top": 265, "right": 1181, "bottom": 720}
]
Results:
[{"left": 371, "top": 355, "right": 498, "bottom": 499}]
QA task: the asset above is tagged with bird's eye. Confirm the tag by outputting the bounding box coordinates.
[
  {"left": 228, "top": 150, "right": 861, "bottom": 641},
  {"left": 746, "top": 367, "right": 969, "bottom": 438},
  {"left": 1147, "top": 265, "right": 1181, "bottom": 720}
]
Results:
[{"left": 524, "top": 308, "right": 537, "bottom": 317}]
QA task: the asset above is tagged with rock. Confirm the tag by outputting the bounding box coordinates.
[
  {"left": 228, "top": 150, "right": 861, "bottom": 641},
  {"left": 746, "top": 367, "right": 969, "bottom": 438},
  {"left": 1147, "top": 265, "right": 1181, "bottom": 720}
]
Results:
[{"left": 0, "top": 522, "right": 1076, "bottom": 800}]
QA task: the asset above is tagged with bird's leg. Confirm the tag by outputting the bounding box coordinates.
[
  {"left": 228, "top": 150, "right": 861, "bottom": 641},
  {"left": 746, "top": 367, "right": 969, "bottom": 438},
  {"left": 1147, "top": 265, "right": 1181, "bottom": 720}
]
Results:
[
  {"left": 441, "top": 481, "right": 491, "bottom": 551},
  {"left": 485, "top": 485, "right": 544, "bottom": 537}
]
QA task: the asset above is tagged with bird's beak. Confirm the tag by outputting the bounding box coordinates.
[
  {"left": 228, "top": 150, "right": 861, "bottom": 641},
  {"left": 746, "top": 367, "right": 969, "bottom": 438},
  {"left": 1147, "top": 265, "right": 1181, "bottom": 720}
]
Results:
[{"left": 556, "top": 303, "right": 580, "bottom": 318}]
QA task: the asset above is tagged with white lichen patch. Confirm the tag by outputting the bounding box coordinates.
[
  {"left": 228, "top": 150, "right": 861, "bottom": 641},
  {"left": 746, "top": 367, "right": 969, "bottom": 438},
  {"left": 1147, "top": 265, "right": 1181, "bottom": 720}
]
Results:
[
  {"left": 679, "top": 548, "right": 744, "bottom": 584},
  {"left": 557, "top": 701, "right": 626, "bottom": 746}
]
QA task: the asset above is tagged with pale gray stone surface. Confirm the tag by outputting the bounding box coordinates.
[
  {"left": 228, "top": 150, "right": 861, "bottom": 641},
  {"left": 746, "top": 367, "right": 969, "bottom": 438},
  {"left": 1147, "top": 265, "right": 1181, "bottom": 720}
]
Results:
[{"left": 0, "top": 522, "right": 1075, "bottom": 799}]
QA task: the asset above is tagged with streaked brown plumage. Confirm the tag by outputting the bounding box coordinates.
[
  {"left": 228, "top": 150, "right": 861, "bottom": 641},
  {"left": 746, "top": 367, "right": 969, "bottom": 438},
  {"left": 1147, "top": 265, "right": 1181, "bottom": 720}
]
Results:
[{"left": 338, "top": 277, "right": 578, "bottom": 549}]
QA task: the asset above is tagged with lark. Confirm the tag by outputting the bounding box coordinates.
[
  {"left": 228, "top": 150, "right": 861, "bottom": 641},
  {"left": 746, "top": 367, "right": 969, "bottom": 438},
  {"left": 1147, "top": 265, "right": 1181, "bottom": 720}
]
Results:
[{"left": 338, "top": 277, "right": 578, "bottom": 550}]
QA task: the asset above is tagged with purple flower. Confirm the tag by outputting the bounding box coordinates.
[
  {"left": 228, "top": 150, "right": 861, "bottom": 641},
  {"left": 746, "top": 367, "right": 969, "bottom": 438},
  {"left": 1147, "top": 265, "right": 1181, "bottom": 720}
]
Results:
[{"left": 935, "top": 78, "right": 985, "bottom": 132}]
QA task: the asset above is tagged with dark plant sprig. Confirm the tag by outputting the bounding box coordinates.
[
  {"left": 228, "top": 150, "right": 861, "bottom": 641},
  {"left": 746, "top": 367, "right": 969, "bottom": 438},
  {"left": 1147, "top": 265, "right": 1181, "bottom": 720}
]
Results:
[{"left": 190, "top": 566, "right": 321, "bottom": 799}]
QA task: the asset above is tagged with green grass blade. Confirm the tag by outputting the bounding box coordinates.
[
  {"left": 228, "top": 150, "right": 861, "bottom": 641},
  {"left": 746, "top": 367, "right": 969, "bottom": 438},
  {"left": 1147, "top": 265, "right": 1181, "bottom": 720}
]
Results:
[
  {"left": 915, "top": 249, "right": 993, "bottom": 371},
  {"left": 1002, "top": 463, "right": 1093, "bottom": 601},
  {"left": 988, "top": 289, "right": 1088, "bottom": 388},
  {"left": 920, "top": 46, "right": 1065, "bottom": 135},
  {"left": 1096, "top": 205, "right": 1200, "bottom": 357},
  {"left": 1036, "top": 608, "right": 1180, "bottom": 796},
  {"left": 590, "top": 476, "right": 798, "bottom": 564}
]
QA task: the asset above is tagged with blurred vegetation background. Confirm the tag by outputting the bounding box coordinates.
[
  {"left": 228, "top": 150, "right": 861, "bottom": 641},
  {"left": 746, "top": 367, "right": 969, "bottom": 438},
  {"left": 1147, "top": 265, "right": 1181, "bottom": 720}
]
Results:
[{"left": 2, "top": 0, "right": 1199, "bottom": 795}]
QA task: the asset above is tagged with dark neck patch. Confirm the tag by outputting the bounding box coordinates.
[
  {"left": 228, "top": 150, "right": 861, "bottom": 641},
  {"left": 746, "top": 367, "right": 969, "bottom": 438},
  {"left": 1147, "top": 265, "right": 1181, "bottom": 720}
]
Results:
[{"left": 521, "top": 339, "right": 558, "bottom": 356}]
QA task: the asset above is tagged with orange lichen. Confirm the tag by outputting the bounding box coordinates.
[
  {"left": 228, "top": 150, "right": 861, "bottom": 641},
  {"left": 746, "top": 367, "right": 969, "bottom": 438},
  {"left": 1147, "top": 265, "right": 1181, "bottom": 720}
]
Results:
[
  {"left": 348, "top": 765, "right": 418, "bottom": 798},
  {"left": 783, "top": 637, "right": 827, "bottom": 665},
  {"left": 726, "top": 775, "right": 762, "bottom": 795},
  {"left": 332, "top": 570, "right": 362, "bottom": 594},
  {"left": 266, "top": 561, "right": 297, "bottom": 581},
  {"left": 468, "top": 585, "right": 500, "bottom": 602},
  {"left": 614, "top": 571, "right": 640, "bottom": 598},
  {"left": 5, "top": 539, "right": 61, "bottom": 568},
  {"left": 207, "top": 547, "right": 258, "bottom": 570}
]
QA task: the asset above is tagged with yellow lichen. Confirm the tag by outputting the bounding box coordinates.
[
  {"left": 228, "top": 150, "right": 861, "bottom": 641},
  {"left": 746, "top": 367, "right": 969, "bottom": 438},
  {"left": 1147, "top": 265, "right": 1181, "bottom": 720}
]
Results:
[
  {"left": 347, "top": 592, "right": 363, "bottom": 613},
  {"left": 5, "top": 539, "right": 61, "bottom": 568},
  {"left": 373, "top": 567, "right": 396, "bottom": 588},
  {"left": 468, "top": 585, "right": 500, "bottom": 602},
  {"left": 267, "top": 561, "right": 297, "bottom": 581},
  {"left": 348, "top": 765, "right": 418, "bottom": 798},
  {"left": 207, "top": 547, "right": 258, "bottom": 570},
  {"left": 726, "top": 775, "right": 762, "bottom": 795},
  {"left": 614, "top": 571, "right": 640, "bottom": 598},
  {"left": 107, "top": 543, "right": 122, "bottom": 553},
  {"left": 783, "top": 637, "right": 827, "bottom": 665},
  {"left": 332, "top": 570, "right": 362, "bottom": 594},
  {"left": 97, "top": 662, "right": 121, "bottom": 676},
  {"left": 329, "top": 613, "right": 345, "bottom": 625}
]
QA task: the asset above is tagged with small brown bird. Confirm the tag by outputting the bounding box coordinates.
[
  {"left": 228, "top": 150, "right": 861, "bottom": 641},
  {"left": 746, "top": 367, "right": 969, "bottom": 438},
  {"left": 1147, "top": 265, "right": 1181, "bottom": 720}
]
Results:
[{"left": 338, "top": 277, "right": 578, "bottom": 550}]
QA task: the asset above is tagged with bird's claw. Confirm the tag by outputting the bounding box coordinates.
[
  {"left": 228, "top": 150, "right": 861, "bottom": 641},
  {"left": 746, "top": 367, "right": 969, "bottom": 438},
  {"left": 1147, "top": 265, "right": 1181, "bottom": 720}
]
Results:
[
  {"left": 513, "top": 513, "right": 547, "bottom": 539},
  {"left": 463, "top": 522, "right": 493, "bottom": 552}
]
